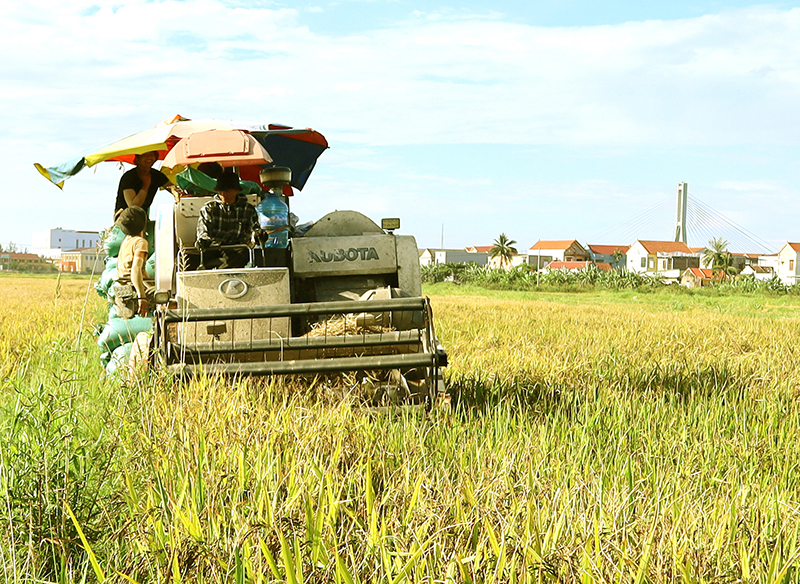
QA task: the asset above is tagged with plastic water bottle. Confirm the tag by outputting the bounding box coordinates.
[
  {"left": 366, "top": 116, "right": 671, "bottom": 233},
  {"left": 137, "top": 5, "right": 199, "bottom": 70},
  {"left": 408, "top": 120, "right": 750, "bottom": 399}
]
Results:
[{"left": 256, "top": 191, "right": 289, "bottom": 248}]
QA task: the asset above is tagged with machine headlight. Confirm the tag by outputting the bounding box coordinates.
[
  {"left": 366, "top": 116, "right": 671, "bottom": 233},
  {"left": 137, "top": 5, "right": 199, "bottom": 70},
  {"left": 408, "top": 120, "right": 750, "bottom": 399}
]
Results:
[
  {"left": 153, "top": 289, "right": 172, "bottom": 305},
  {"left": 381, "top": 218, "right": 400, "bottom": 232}
]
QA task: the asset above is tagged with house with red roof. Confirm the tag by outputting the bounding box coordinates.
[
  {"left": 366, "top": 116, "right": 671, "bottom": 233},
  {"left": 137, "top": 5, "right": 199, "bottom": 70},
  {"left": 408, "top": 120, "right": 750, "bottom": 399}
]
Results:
[
  {"left": 680, "top": 267, "right": 726, "bottom": 288},
  {"left": 0, "top": 252, "right": 53, "bottom": 272},
  {"left": 527, "top": 240, "right": 588, "bottom": 270},
  {"left": 626, "top": 240, "right": 701, "bottom": 280},
  {"left": 586, "top": 244, "right": 629, "bottom": 270},
  {"left": 777, "top": 242, "right": 800, "bottom": 285},
  {"left": 465, "top": 246, "right": 492, "bottom": 254}
]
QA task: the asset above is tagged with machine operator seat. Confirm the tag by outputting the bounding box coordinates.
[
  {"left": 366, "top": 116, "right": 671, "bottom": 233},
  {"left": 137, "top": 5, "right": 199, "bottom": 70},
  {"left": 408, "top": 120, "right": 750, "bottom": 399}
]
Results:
[{"left": 174, "top": 195, "right": 259, "bottom": 270}]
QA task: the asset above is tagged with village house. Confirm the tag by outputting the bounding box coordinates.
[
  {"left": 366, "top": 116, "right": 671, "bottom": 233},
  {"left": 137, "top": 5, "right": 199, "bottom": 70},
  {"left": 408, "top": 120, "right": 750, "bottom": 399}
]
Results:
[
  {"left": 418, "top": 248, "right": 488, "bottom": 267},
  {"left": 681, "top": 267, "right": 725, "bottom": 288},
  {"left": 465, "top": 245, "right": 492, "bottom": 255},
  {"left": 776, "top": 243, "right": 800, "bottom": 285},
  {"left": 731, "top": 253, "right": 760, "bottom": 272},
  {"left": 464, "top": 246, "right": 492, "bottom": 266},
  {"left": 60, "top": 247, "right": 107, "bottom": 274},
  {"left": 586, "top": 244, "right": 629, "bottom": 269},
  {"left": 463, "top": 244, "right": 528, "bottom": 270},
  {"left": 690, "top": 247, "right": 710, "bottom": 268},
  {"left": 758, "top": 253, "right": 780, "bottom": 272},
  {"left": 627, "top": 240, "right": 700, "bottom": 280},
  {"left": 693, "top": 250, "right": 760, "bottom": 272},
  {"left": 546, "top": 260, "right": 612, "bottom": 272},
  {"left": 740, "top": 265, "right": 774, "bottom": 280},
  {"left": 488, "top": 252, "right": 528, "bottom": 270},
  {"left": 527, "top": 240, "right": 588, "bottom": 270},
  {"left": 0, "top": 252, "right": 53, "bottom": 272}
]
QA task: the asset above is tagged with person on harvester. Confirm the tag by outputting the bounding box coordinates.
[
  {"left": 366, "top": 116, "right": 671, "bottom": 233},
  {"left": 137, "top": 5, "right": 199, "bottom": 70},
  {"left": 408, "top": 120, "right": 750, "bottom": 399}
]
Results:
[
  {"left": 195, "top": 169, "right": 259, "bottom": 269},
  {"left": 115, "top": 206, "right": 153, "bottom": 318}
]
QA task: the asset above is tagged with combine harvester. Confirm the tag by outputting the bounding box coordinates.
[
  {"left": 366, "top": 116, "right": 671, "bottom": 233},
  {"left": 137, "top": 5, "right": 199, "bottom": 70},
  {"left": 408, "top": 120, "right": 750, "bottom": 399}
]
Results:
[{"left": 36, "top": 116, "right": 448, "bottom": 406}]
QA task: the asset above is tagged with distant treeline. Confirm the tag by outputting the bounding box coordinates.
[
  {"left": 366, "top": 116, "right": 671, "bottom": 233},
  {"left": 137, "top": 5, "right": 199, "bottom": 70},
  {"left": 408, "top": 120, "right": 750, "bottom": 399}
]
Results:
[
  {"left": 421, "top": 262, "right": 797, "bottom": 293},
  {"left": 1, "top": 262, "right": 57, "bottom": 273}
]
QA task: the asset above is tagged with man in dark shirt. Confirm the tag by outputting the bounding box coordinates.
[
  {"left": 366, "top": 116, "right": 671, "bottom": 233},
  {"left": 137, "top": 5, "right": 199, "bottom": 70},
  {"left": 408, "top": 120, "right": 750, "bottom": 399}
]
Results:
[
  {"left": 114, "top": 151, "right": 169, "bottom": 218},
  {"left": 196, "top": 169, "right": 259, "bottom": 269}
]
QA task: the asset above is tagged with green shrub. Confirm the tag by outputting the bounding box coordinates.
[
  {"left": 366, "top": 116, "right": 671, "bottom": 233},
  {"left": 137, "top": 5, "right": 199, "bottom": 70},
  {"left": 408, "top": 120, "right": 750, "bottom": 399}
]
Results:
[
  {"left": 423, "top": 263, "right": 666, "bottom": 291},
  {"left": 422, "top": 263, "right": 800, "bottom": 295}
]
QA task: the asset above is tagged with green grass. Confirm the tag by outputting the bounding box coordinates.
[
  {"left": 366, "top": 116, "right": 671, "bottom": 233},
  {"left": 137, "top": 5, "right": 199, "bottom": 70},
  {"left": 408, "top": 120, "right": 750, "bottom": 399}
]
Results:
[
  {"left": 2, "top": 275, "right": 800, "bottom": 582},
  {"left": 425, "top": 281, "right": 800, "bottom": 318}
]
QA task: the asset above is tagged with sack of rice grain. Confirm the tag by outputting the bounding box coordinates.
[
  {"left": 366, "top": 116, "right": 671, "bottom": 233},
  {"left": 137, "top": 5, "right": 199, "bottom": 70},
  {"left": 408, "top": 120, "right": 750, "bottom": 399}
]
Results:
[{"left": 97, "top": 315, "right": 152, "bottom": 353}]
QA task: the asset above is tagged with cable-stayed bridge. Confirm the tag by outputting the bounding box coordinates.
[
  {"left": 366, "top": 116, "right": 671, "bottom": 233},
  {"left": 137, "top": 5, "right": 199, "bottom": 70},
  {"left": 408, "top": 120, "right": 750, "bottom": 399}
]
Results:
[{"left": 588, "top": 184, "right": 775, "bottom": 254}]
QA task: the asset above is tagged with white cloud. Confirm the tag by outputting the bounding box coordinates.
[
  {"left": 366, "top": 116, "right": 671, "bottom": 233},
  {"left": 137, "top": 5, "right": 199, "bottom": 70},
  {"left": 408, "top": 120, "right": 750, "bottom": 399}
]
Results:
[
  {"left": 5, "top": 3, "right": 800, "bottom": 247},
  {"left": 6, "top": 3, "right": 800, "bottom": 149}
]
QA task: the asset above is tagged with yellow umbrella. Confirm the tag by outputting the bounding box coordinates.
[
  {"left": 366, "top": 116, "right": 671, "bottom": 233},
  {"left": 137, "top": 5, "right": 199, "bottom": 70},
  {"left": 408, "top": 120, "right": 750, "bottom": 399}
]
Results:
[
  {"left": 85, "top": 116, "right": 234, "bottom": 166},
  {"left": 35, "top": 115, "right": 234, "bottom": 188},
  {"left": 35, "top": 115, "right": 329, "bottom": 191}
]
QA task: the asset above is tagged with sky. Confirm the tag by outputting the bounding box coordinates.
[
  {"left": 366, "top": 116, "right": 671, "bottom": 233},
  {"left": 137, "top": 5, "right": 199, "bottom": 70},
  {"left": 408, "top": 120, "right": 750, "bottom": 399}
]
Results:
[{"left": 4, "top": 0, "right": 800, "bottom": 253}]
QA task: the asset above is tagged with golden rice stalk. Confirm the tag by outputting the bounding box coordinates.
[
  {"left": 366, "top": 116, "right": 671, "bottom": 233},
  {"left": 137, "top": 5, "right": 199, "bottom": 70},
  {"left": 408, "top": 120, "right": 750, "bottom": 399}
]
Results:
[{"left": 303, "top": 313, "right": 395, "bottom": 337}]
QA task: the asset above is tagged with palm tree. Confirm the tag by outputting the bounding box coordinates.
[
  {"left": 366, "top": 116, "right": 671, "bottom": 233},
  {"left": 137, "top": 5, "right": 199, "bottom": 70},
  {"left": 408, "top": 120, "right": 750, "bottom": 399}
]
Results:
[
  {"left": 489, "top": 233, "right": 518, "bottom": 269},
  {"left": 611, "top": 248, "right": 624, "bottom": 269},
  {"left": 703, "top": 237, "right": 736, "bottom": 275}
]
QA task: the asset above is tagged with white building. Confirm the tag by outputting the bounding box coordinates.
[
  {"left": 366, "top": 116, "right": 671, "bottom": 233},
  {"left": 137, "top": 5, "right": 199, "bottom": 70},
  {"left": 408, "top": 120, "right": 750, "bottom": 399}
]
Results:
[
  {"left": 626, "top": 240, "right": 701, "bottom": 280},
  {"left": 488, "top": 252, "right": 528, "bottom": 270},
  {"left": 60, "top": 248, "right": 107, "bottom": 274},
  {"left": 419, "top": 248, "right": 488, "bottom": 266},
  {"left": 759, "top": 253, "right": 780, "bottom": 272},
  {"left": 527, "top": 240, "right": 588, "bottom": 270},
  {"left": 740, "top": 265, "right": 774, "bottom": 281},
  {"left": 32, "top": 228, "right": 101, "bottom": 259},
  {"left": 776, "top": 243, "right": 800, "bottom": 285}
]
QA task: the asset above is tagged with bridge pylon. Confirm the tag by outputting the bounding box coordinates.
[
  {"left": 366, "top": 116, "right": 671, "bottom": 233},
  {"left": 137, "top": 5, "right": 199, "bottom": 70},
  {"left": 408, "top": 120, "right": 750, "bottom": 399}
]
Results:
[{"left": 674, "top": 182, "right": 688, "bottom": 243}]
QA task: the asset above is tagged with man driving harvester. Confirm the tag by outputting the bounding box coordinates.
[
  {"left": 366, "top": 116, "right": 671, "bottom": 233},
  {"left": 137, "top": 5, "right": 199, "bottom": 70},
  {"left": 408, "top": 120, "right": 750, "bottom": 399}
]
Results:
[{"left": 196, "top": 169, "right": 260, "bottom": 269}]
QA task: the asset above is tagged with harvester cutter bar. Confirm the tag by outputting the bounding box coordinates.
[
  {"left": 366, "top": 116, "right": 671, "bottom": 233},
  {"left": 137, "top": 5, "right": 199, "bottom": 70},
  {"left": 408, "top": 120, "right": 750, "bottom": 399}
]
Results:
[
  {"left": 180, "top": 330, "right": 422, "bottom": 355},
  {"left": 167, "top": 352, "right": 435, "bottom": 376}
]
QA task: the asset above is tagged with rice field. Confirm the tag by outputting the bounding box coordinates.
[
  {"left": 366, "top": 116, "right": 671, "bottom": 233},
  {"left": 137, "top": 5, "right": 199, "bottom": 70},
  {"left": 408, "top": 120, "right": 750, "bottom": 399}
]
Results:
[{"left": 2, "top": 275, "right": 800, "bottom": 583}]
